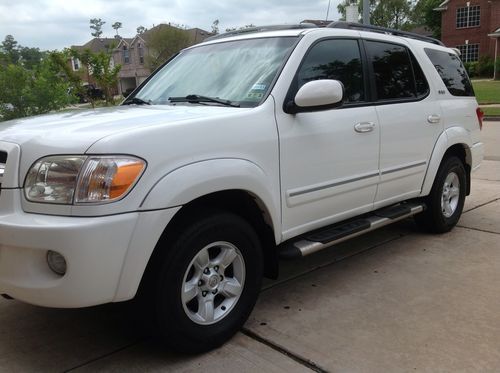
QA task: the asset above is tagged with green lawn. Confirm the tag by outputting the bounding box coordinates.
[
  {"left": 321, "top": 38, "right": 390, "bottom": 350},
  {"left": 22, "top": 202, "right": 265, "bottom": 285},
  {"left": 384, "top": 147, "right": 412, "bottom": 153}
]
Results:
[
  {"left": 472, "top": 80, "right": 500, "bottom": 104},
  {"left": 481, "top": 106, "right": 500, "bottom": 116}
]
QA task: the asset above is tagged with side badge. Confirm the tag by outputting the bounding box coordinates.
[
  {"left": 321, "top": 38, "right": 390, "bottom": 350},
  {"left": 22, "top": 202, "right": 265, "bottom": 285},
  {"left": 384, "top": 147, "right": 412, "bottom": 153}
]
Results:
[{"left": 438, "top": 90, "right": 446, "bottom": 95}]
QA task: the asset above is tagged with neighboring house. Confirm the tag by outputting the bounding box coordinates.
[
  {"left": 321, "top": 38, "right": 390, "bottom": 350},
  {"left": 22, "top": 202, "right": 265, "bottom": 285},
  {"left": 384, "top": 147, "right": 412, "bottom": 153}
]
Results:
[
  {"left": 112, "top": 24, "right": 213, "bottom": 96},
  {"left": 435, "top": 0, "right": 500, "bottom": 62},
  {"left": 70, "top": 38, "right": 118, "bottom": 93},
  {"left": 70, "top": 24, "right": 213, "bottom": 97}
]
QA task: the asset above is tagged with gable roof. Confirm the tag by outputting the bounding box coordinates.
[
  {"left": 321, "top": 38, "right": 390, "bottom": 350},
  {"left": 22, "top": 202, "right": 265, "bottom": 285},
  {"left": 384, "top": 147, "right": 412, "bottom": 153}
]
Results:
[
  {"left": 434, "top": 0, "right": 449, "bottom": 11},
  {"left": 71, "top": 38, "right": 118, "bottom": 53}
]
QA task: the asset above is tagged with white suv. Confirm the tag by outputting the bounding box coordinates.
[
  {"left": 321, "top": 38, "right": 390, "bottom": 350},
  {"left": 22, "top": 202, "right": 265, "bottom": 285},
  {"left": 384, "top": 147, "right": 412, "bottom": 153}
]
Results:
[{"left": 0, "top": 22, "right": 484, "bottom": 352}]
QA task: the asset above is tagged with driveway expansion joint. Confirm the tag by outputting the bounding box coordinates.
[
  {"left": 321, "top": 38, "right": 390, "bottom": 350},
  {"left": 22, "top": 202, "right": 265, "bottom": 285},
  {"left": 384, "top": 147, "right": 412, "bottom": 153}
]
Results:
[{"left": 241, "top": 328, "right": 327, "bottom": 373}]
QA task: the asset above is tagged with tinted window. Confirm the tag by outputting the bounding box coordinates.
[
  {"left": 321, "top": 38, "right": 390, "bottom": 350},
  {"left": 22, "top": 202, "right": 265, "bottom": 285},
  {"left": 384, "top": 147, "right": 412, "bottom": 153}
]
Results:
[
  {"left": 424, "top": 48, "right": 474, "bottom": 97},
  {"left": 297, "top": 39, "right": 365, "bottom": 103},
  {"left": 366, "top": 41, "right": 415, "bottom": 100}
]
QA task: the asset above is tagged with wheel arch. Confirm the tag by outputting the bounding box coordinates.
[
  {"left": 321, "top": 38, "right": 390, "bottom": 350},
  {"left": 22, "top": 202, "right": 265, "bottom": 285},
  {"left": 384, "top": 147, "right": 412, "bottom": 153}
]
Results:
[{"left": 421, "top": 127, "right": 472, "bottom": 197}]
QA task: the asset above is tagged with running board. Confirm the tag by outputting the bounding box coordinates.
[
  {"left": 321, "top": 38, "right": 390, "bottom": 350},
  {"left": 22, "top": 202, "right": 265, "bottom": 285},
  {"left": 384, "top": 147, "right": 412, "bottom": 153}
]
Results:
[{"left": 279, "top": 203, "right": 425, "bottom": 259}]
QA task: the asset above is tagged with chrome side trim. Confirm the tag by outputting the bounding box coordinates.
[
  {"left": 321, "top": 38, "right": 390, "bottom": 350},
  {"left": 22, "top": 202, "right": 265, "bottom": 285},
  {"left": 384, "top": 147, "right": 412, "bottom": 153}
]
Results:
[
  {"left": 381, "top": 161, "right": 427, "bottom": 176},
  {"left": 288, "top": 171, "right": 380, "bottom": 197}
]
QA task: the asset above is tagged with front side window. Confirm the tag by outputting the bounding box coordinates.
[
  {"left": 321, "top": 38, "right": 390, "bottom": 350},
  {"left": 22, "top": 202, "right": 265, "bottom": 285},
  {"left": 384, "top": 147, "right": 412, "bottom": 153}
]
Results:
[
  {"left": 295, "top": 39, "right": 365, "bottom": 103},
  {"left": 365, "top": 41, "right": 417, "bottom": 100},
  {"left": 456, "top": 5, "right": 480, "bottom": 28},
  {"left": 134, "top": 37, "right": 297, "bottom": 107},
  {"left": 425, "top": 48, "right": 474, "bottom": 97},
  {"left": 456, "top": 43, "right": 479, "bottom": 62}
]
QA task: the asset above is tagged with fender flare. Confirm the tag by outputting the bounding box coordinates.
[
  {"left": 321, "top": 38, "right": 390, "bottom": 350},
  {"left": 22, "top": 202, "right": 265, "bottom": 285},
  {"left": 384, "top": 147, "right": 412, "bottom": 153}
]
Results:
[
  {"left": 420, "top": 127, "right": 472, "bottom": 196},
  {"left": 140, "top": 158, "right": 281, "bottom": 243}
]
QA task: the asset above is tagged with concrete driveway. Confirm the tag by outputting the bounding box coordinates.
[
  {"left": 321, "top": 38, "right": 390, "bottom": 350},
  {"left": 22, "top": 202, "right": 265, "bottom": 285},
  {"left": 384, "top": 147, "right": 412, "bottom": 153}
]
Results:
[{"left": 1, "top": 122, "right": 499, "bottom": 372}]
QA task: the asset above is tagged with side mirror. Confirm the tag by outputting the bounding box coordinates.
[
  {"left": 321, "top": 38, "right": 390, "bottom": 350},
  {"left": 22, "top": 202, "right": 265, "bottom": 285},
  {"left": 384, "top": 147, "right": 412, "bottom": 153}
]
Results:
[{"left": 287, "top": 80, "right": 344, "bottom": 114}]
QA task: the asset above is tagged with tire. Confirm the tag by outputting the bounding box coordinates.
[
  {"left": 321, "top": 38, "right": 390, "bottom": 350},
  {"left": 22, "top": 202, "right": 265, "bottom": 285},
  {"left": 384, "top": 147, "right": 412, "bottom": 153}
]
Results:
[
  {"left": 415, "top": 156, "right": 466, "bottom": 233},
  {"left": 151, "top": 211, "right": 263, "bottom": 353}
]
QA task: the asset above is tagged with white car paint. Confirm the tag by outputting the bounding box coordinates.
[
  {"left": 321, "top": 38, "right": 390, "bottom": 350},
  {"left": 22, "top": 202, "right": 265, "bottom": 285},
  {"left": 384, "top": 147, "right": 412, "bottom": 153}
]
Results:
[{"left": 0, "top": 27, "right": 484, "bottom": 307}]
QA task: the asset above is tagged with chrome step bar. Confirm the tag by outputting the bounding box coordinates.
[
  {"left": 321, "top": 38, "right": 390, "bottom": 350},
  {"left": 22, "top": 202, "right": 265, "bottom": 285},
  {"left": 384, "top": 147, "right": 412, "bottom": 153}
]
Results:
[{"left": 280, "top": 203, "right": 425, "bottom": 258}]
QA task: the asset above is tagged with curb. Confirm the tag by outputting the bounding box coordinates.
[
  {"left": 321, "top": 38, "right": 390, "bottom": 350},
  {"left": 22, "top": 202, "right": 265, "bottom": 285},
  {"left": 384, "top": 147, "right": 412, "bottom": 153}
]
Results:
[{"left": 484, "top": 116, "right": 500, "bottom": 121}]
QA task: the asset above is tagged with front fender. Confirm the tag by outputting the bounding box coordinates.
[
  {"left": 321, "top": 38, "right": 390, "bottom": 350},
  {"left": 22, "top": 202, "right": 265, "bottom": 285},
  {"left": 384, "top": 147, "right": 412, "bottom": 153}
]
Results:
[
  {"left": 420, "top": 127, "right": 472, "bottom": 196},
  {"left": 140, "top": 158, "right": 281, "bottom": 243}
]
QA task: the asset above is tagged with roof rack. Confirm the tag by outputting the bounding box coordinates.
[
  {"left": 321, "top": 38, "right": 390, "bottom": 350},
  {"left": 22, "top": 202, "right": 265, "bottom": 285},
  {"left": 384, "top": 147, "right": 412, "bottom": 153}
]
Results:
[
  {"left": 205, "top": 24, "right": 317, "bottom": 41},
  {"left": 327, "top": 21, "right": 444, "bottom": 46}
]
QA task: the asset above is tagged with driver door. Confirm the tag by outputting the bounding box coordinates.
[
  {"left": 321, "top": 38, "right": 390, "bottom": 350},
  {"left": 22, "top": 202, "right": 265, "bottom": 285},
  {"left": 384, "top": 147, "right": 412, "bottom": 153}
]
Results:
[{"left": 275, "top": 38, "right": 380, "bottom": 239}]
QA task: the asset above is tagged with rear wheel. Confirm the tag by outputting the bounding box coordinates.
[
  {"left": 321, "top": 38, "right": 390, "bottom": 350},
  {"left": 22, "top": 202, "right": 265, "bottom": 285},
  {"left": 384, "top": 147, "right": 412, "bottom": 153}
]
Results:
[
  {"left": 415, "top": 156, "right": 466, "bottom": 233},
  {"left": 151, "top": 211, "right": 263, "bottom": 353}
]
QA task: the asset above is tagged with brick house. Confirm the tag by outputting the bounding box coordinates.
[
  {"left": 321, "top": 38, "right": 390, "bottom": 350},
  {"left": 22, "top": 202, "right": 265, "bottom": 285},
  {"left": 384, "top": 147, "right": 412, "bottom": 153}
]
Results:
[
  {"left": 112, "top": 25, "right": 213, "bottom": 95},
  {"left": 435, "top": 0, "right": 500, "bottom": 62},
  {"left": 70, "top": 37, "right": 119, "bottom": 93},
  {"left": 71, "top": 25, "right": 213, "bottom": 96}
]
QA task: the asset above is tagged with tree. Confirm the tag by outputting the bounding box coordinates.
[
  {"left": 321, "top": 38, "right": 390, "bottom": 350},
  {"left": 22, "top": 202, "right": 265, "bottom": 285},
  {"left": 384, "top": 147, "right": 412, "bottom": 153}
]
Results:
[
  {"left": 1, "top": 35, "right": 20, "bottom": 64},
  {"left": 211, "top": 19, "right": 220, "bottom": 34},
  {"left": 0, "top": 57, "right": 72, "bottom": 121},
  {"left": 136, "top": 26, "right": 147, "bottom": 35},
  {"left": 146, "top": 25, "right": 190, "bottom": 70},
  {"left": 112, "top": 21, "right": 123, "bottom": 37},
  {"left": 87, "top": 50, "right": 121, "bottom": 104},
  {"left": 337, "top": 0, "right": 414, "bottom": 29},
  {"left": 19, "top": 47, "right": 45, "bottom": 69},
  {"left": 372, "top": 0, "right": 413, "bottom": 30},
  {"left": 90, "top": 18, "right": 105, "bottom": 38},
  {"left": 412, "top": 0, "right": 442, "bottom": 38}
]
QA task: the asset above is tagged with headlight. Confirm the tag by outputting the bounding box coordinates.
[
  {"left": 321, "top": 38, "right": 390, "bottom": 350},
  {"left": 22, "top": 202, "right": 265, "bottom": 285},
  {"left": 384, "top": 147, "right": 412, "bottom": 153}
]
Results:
[{"left": 24, "top": 155, "right": 146, "bottom": 204}]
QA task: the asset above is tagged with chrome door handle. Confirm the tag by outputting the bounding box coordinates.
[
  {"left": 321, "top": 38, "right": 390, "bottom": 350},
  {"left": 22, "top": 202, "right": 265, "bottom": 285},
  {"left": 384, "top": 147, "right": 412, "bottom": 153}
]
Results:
[
  {"left": 427, "top": 114, "right": 441, "bottom": 124},
  {"left": 354, "top": 122, "right": 375, "bottom": 133}
]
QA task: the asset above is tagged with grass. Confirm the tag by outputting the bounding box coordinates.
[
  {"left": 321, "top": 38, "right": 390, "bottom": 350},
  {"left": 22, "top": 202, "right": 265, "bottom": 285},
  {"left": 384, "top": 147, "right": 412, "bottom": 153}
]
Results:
[
  {"left": 472, "top": 80, "right": 500, "bottom": 104},
  {"left": 481, "top": 106, "right": 500, "bottom": 117}
]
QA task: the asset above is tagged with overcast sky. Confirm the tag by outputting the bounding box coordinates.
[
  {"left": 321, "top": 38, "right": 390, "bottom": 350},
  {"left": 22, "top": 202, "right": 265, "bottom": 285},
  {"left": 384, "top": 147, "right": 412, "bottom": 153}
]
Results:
[{"left": 0, "top": 0, "right": 341, "bottom": 50}]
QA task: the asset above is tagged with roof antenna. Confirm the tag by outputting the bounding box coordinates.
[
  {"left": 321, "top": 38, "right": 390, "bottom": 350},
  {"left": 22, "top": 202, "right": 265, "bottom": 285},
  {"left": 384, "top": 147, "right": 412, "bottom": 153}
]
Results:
[{"left": 326, "top": 0, "right": 331, "bottom": 21}]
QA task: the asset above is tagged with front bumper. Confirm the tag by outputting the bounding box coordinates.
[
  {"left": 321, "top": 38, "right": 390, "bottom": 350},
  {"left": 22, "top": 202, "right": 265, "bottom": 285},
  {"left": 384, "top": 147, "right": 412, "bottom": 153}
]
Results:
[{"left": 0, "top": 189, "right": 140, "bottom": 308}]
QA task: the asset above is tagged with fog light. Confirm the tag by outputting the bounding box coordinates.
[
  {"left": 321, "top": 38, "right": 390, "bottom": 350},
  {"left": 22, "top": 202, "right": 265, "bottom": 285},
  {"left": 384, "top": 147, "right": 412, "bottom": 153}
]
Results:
[{"left": 47, "top": 251, "right": 67, "bottom": 276}]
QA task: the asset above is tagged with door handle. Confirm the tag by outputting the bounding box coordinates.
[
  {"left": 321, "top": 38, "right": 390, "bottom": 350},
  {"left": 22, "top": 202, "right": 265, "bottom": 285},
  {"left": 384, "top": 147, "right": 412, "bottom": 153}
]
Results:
[
  {"left": 427, "top": 114, "right": 441, "bottom": 124},
  {"left": 354, "top": 122, "right": 375, "bottom": 133}
]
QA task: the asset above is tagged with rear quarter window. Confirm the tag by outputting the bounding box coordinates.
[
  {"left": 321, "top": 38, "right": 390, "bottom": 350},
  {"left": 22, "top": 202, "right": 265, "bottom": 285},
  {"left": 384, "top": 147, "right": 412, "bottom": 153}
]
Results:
[{"left": 424, "top": 48, "right": 474, "bottom": 97}]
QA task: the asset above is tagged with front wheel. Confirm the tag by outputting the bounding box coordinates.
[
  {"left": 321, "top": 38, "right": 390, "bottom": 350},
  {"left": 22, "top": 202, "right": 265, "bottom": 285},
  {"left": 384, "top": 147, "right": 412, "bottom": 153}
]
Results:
[
  {"left": 415, "top": 156, "right": 466, "bottom": 233},
  {"left": 152, "top": 212, "right": 263, "bottom": 353}
]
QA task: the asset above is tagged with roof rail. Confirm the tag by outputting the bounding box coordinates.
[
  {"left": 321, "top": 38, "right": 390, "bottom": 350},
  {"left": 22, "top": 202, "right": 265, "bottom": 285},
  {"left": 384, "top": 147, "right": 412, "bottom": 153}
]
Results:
[
  {"left": 327, "top": 21, "right": 444, "bottom": 46},
  {"left": 205, "top": 24, "right": 317, "bottom": 42}
]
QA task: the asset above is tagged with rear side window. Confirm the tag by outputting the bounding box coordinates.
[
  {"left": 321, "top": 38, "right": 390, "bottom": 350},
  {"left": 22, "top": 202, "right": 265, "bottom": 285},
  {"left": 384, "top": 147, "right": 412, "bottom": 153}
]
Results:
[
  {"left": 424, "top": 48, "right": 474, "bottom": 97},
  {"left": 365, "top": 41, "right": 426, "bottom": 101},
  {"left": 296, "top": 39, "right": 365, "bottom": 103}
]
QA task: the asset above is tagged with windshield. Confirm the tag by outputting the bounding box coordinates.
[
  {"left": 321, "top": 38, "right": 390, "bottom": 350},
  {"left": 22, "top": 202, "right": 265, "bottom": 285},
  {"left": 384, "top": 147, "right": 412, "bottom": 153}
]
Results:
[{"left": 133, "top": 36, "right": 297, "bottom": 107}]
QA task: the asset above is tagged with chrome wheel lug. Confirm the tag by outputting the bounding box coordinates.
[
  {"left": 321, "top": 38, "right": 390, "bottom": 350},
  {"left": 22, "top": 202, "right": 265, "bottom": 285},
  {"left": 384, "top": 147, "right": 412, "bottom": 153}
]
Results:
[{"left": 203, "top": 268, "right": 210, "bottom": 274}]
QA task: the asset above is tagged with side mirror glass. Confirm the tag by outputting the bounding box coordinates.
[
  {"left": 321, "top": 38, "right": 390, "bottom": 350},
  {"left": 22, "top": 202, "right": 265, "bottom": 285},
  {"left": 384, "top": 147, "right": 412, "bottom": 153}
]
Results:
[{"left": 290, "top": 79, "right": 344, "bottom": 113}]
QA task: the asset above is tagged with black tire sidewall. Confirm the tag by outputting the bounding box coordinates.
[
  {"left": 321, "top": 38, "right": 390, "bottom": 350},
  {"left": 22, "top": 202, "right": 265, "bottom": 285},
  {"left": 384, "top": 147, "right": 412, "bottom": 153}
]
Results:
[
  {"left": 154, "top": 212, "right": 263, "bottom": 352},
  {"left": 428, "top": 156, "right": 467, "bottom": 231}
]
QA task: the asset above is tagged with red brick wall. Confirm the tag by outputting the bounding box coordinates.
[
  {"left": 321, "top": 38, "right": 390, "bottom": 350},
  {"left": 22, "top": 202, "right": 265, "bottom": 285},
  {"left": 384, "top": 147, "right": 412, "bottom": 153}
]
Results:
[{"left": 440, "top": 0, "right": 500, "bottom": 60}]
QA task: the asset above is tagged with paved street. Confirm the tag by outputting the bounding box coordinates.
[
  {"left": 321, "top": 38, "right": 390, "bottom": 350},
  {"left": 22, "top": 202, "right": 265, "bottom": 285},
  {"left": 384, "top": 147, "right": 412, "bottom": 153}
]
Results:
[{"left": 1, "top": 122, "right": 499, "bottom": 372}]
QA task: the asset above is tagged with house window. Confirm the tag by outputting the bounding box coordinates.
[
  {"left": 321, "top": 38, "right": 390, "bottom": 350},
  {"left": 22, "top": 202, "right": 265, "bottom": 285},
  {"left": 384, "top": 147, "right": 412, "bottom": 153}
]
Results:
[
  {"left": 138, "top": 43, "right": 144, "bottom": 64},
  {"left": 72, "top": 57, "right": 80, "bottom": 71},
  {"left": 456, "top": 43, "right": 479, "bottom": 62},
  {"left": 123, "top": 46, "right": 130, "bottom": 64},
  {"left": 456, "top": 5, "right": 480, "bottom": 28}
]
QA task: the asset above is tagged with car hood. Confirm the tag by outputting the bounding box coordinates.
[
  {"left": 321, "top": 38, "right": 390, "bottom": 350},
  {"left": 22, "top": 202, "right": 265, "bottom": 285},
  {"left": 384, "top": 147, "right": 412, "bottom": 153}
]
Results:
[{"left": 0, "top": 105, "right": 245, "bottom": 153}]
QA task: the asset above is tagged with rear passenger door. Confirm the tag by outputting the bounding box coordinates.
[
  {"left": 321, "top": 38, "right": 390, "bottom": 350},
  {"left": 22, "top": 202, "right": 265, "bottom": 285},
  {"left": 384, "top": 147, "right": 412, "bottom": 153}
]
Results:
[{"left": 363, "top": 40, "right": 443, "bottom": 208}]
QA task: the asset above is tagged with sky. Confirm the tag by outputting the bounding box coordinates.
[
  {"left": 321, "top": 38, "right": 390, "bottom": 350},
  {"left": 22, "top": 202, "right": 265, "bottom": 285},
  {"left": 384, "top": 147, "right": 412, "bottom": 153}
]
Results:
[{"left": 0, "top": 0, "right": 341, "bottom": 50}]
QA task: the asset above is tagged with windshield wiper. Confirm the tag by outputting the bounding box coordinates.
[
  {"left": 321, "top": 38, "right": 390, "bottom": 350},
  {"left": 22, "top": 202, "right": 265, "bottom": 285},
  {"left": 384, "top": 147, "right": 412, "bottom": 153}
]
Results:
[
  {"left": 123, "top": 97, "right": 151, "bottom": 105},
  {"left": 169, "top": 94, "right": 240, "bottom": 107}
]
